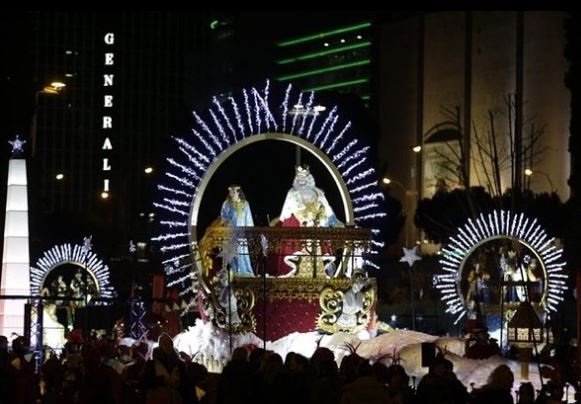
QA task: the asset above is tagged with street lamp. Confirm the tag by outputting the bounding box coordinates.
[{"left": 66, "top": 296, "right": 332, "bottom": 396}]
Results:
[
  {"left": 524, "top": 168, "right": 554, "bottom": 193},
  {"left": 31, "top": 82, "right": 66, "bottom": 157},
  {"left": 382, "top": 177, "right": 413, "bottom": 246},
  {"left": 382, "top": 177, "right": 405, "bottom": 189},
  {"left": 81, "top": 236, "right": 92, "bottom": 337},
  {"left": 400, "top": 246, "right": 422, "bottom": 330}
]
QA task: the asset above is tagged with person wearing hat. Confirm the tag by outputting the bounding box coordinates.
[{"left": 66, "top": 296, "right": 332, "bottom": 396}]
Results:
[{"left": 465, "top": 327, "right": 501, "bottom": 360}]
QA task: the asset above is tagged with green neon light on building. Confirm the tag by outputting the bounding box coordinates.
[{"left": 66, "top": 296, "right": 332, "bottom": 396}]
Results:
[
  {"left": 276, "top": 42, "right": 371, "bottom": 65},
  {"left": 303, "top": 78, "right": 369, "bottom": 92},
  {"left": 361, "top": 95, "right": 371, "bottom": 100},
  {"left": 210, "top": 20, "right": 219, "bottom": 30},
  {"left": 277, "top": 59, "right": 370, "bottom": 81},
  {"left": 276, "top": 22, "right": 371, "bottom": 47}
]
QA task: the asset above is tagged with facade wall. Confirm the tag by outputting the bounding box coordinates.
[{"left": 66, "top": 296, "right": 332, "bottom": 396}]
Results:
[{"left": 378, "top": 11, "right": 570, "bottom": 209}]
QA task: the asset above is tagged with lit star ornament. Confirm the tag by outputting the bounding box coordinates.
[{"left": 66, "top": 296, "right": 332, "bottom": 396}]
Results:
[
  {"left": 400, "top": 246, "right": 422, "bottom": 267},
  {"left": 8, "top": 135, "right": 26, "bottom": 155},
  {"left": 81, "top": 235, "right": 93, "bottom": 254}
]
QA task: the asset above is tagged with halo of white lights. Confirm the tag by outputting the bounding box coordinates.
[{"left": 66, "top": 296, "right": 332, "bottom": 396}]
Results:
[
  {"left": 435, "top": 210, "right": 568, "bottom": 324},
  {"left": 154, "top": 80, "right": 387, "bottom": 296},
  {"left": 30, "top": 243, "right": 115, "bottom": 302}
]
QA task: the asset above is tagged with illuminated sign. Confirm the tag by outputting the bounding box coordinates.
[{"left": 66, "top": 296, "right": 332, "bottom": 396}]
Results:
[{"left": 102, "top": 32, "right": 115, "bottom": 197}]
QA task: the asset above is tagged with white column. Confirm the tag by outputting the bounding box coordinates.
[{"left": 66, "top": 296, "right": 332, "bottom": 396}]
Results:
[{"left": 0, "top": 159, "right": 30, "bottom": 337}]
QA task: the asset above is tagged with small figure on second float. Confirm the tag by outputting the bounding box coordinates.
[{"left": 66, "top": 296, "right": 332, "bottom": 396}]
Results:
[
  {"left": 70, "top": 270, "right": 96, "bottom": 307},
  {"left": 276, "top": 165, "right": 342, "bottom": 277},
  {"left": 500, "top": 249, "right": 519, "bottom": 303},
  {"left": 524, "top": 256, "right": 543, "bottom": 302},
  {"left": 465, "top": 261, "right": 491, "bottom": 315},
  {"left": 70, "top": 270, "right": 86, "bottom": 308},
  {"left": 220, "top": 185, "right": 254, "bottom": 276},
  {"left": 514, "top": 255, "right": 541, "bottom": 302},
  {"left": 49, "top": 275, "right": 68, "bottom": 306}
]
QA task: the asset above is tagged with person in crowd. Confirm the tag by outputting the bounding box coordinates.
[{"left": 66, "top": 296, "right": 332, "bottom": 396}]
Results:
[
  {"left": 340, "top": 360, "right": 390, "bottom": 404},
  {"left": 415, "top": 354, "right": 468, "bottom": 404},
  {"left": 6, "top": 336, "right": 38, "bottom": 404},
  {"left": 142, "top": 332, "right": 188, "bottom": 404},
  {"left": 470, "top": 364, "right": 515, "bottom": 404},
  {"left": 517, "top": 381, "right": 535, "bottom": 403}
]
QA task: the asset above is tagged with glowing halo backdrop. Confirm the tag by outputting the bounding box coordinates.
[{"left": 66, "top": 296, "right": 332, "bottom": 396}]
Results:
[
  {"left": 153, "top": 80, "right": 387, "bottom": 297},
  {"left": 434, "top": 210, "right": 568, "bottom": 324},
  {"left": 30, "top": 242, "right": 115, "bottom": 302}
]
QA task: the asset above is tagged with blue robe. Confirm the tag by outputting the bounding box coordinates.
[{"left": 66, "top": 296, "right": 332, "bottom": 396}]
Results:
[{"left": 221, "top": 198, "right": 254, "bottom": 276}]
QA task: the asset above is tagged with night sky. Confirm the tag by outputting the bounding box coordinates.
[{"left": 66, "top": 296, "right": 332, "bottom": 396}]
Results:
[{"left": 0, "top": 10, "right": 381, "bottom": 269}]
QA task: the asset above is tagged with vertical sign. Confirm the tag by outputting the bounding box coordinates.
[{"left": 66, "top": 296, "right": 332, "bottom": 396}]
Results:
[{"left": 102, "top": 32, "right": 115, "bottom": 197}]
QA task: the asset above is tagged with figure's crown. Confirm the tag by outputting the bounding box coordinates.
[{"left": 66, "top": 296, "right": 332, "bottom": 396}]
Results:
[{"left": 296, "top": 164, "right": 310, "bottom": 174}]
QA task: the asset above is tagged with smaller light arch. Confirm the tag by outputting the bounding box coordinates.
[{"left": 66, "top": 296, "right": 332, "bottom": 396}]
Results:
[
  {"left": 435, "top": 210, "right": 568, "bottom": 324},
  {"left": 30, "top": 242, "right": 115, "bottom": 303}
]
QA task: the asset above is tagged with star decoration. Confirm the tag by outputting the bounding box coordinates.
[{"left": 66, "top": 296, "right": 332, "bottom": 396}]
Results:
[
  {"left": 8, "top": 135, "right": 26, "bottom": 156},
  {"left": 81, "top": 235, "right": 93, "bottom": 254},
  {"left": 400, "top": 246, "right": 422, "bottom": 268}
]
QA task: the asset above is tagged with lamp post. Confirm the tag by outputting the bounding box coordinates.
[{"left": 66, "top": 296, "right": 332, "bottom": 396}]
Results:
[
  {"left": 400, "top": 246, "right": 422, "bottom": 330},
  {"left": 524, "top": 168, "right": 554, "bottom": 193},
  {"left": 30, "top": 82, "right": 66, "bottom": 158},
  {"left": 81, "top": 235, "right": 92, "bottom": 337},
  {"left": 382, "top": 177, "right": 414, "bottom": 247},
  {"left": 412, "top": 145, "right": 424, "bottom": 251}
]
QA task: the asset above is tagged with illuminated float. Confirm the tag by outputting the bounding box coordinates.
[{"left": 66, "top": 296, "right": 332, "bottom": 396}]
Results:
[
  {"left": 434, "top": 210, "right": 568, "bottom": 345},
  {"left": 30, "top": 237, "right": 115, "bottom": 348},
  {"left": 153, "top": 80, "right": 387, "bottom": 341}
]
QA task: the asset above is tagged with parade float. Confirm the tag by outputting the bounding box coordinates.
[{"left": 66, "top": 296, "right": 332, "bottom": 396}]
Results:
[{"left": 153, "top": 80, "right": 386, "bottom": 343}]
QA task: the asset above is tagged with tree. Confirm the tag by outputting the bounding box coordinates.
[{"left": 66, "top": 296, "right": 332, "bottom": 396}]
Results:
[
  {"left": 414, "top": 187, "right": 494, "bottom": 244},
  {"left": 415, "top": 98, "right": 562, "bottom": 243}
]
